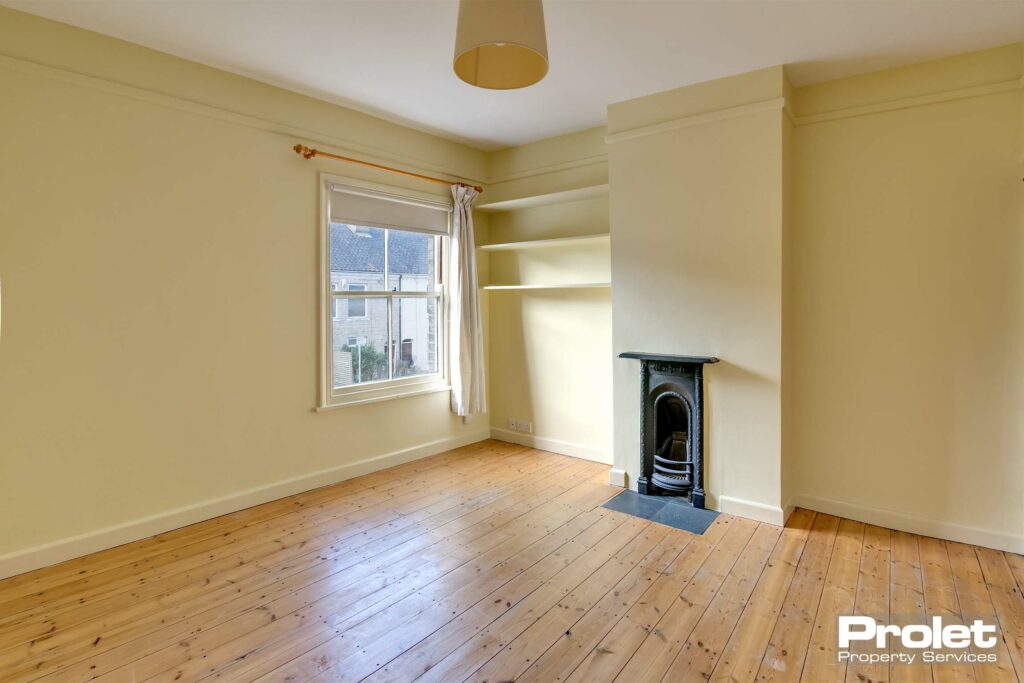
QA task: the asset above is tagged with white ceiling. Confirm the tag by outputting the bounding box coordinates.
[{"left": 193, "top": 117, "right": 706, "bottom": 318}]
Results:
[{"left": 5, "top": 0, "right": 1024, "bottom": 150}]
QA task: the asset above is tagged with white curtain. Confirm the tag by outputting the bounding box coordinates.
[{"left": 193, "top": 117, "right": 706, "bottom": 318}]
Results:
[{"left": 449, "top": 185, "right": 487, "bottom": 416}]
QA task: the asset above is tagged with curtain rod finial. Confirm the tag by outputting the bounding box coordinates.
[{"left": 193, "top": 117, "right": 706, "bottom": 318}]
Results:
[{"left": 294, "top": 144, "right": 316, "bottom": 159}]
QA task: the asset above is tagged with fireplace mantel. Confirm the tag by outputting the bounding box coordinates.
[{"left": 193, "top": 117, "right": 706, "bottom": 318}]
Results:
[{"left": 618, "top": 352, "right": 719, "bottom": 364}]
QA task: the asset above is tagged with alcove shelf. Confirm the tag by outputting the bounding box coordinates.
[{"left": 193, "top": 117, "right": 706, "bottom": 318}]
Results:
[
  {"left": 476, "top": 182, "right": 610, "bottom": 292},
  {"left": 475, "top": 184, "right": 608, "bottom": 213},
  {"left": 478, "top": 233, "right": 609, "bottom": 252},
  {"left": 481, "top": 282, "right": 611, "bottom": 291}
]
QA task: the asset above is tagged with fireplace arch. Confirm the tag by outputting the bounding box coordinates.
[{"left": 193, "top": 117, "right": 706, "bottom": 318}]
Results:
[{"left": 652, "top": 389, "right": 694, "bottom": 493}]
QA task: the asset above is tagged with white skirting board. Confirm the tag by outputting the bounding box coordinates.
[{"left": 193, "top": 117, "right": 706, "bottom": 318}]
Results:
[
  {"left": 716, "top": 495, "right": 790, "bottom": 526},
  {"left": 608, "top": 468, "right": 627, "bottom": 488},
  {"left": 792, "top": 493, "right": 1024, "bottom": 554},
  {"left": 489, "top": 428, "right": 612, "bottom": 464},
  {"left": 0, "top": 430, "right": 491, "bottom": 580}
]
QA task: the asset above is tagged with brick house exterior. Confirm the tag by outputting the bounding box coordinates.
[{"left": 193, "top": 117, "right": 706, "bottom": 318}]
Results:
[{"left": 330, "top": 224, "right": 437, "bottom": 386}]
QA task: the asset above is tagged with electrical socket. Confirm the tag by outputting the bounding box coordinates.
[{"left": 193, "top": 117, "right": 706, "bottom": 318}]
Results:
[{"left": 507, "top": 419, "right": 532, "bottom": 434}]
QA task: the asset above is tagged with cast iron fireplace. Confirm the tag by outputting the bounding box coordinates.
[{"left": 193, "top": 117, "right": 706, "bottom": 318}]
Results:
[{"left": 620, "top": 352, "right": 718, "bottom": 508}]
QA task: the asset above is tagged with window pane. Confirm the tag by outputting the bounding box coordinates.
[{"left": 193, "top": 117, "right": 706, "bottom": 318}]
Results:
[
  {"left": 387, "top": 231, "right": 435, "bottom": 292},
  {"left": 329, "top": 224, "right": 386, "bottom": 292},
  {"left": 333, "top": 297, "right": 389, "bottom": 388},
  {"left": 391, "top": 296, "right": 438, "bottom": 379},
  {"left": 346, "top": 284, "right": 367, "bottom": 318}
]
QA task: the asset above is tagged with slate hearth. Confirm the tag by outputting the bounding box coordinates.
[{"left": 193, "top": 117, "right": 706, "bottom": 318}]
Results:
[{"left": 602, "top": 490, "right": 719, "bottom": 534}]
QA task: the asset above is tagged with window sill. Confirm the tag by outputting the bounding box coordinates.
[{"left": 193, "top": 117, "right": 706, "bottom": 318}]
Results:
[{"left": 315, "top": 384, "right": 451, "bottom": 411}]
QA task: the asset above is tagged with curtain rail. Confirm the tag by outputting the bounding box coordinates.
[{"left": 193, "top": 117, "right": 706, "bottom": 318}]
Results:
[{"left": 293, "top": 145, "right": 483, "bottom": 193}]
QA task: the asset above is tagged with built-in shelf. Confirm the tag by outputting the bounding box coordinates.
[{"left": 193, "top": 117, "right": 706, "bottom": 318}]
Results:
[
  {"left": 481, "top": 282, "right": 611, "bottom": 291},
  {"left": 478, "top": 233, "right": 609, "bottom": 252},
  {"left": 475, "top": 184, "right": 609, "bottom": 213}
]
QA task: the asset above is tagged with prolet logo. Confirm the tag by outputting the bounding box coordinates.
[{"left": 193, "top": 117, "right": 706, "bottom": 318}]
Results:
[{"left": 838, "top": 616, "right": 999, "bottom": 665}]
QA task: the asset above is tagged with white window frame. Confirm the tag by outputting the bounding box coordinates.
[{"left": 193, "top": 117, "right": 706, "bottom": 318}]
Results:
[
  {"left": 345, "top": 283, "right": 368, "bottom": 319},
  {"left": 318, "top": 173, "right": 451, "bottom": 409},
  {"left": 331, "top": 281, "right": 343, "bottom": 320}
]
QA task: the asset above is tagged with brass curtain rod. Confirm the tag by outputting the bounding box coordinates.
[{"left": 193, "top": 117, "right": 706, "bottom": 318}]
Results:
[{"left": 293, "top": 145, "right": 483, "bottom": 193}]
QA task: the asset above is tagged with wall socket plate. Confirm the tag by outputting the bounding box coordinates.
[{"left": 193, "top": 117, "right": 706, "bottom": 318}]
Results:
[{"left": 508, "top": 418, "right": 533, "bottom": 434}]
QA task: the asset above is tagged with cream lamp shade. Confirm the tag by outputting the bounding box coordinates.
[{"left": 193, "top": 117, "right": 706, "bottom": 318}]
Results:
[{"left": 453, "top": 0, "right": 549, "bottom": 90}]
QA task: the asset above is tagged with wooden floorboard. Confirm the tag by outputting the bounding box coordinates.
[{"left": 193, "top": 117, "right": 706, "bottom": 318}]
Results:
[
  {"left": 761, "top": 511, "right": 839, "bottom": 683},
  {"left": 0, "top": 440, "right": 1021, "bottom": 683}
]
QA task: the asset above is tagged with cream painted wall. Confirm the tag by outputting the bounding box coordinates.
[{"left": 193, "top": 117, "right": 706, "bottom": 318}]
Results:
[
  {"left": 608, "top": 68, "right": 789, "bottom": 524},
  {"left": 485, "top": 126, "right": 608, "bottom": 203},
  {"left": 482, "top": 129, "right": 613, "bottom": 463},
  {"left": 488, "top": 288, "right": 612, "bottom": 460},
  {"left": 607, "top": 47, "right": 1024, "bottom": 549},
  {"left": 0, "top": 8, "right": 489, "bottom": 576},
  {"left": 789, "top": 45, "right": 1024, "bottom": 550}
]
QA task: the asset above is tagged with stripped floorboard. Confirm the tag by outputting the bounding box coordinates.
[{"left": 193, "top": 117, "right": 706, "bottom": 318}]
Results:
[{"left": 0, "top": 440, "right": 1020, "bottom": 683}]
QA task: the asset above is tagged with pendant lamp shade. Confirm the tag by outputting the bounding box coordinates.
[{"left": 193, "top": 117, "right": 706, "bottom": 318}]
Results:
[{"left": 453, "top": 0, "right": 548, "bottom": 90}]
